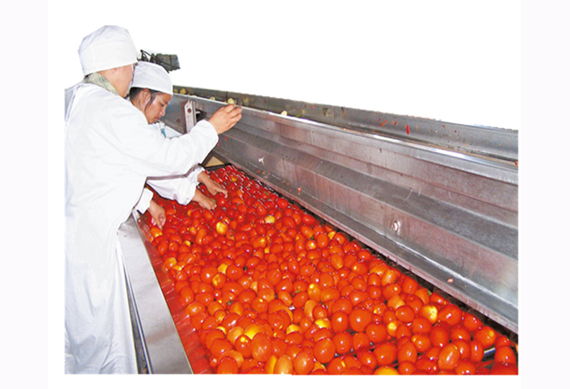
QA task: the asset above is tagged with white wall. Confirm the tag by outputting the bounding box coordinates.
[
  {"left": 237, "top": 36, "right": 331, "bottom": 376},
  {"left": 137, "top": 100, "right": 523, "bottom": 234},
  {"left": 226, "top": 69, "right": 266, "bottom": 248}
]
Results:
[{"left": 50, "top": 0, "right": 521, "bottom": 130}]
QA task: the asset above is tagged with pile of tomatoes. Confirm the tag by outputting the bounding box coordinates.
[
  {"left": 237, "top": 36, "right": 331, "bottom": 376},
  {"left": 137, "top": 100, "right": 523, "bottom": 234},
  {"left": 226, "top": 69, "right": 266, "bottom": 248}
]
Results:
[{"left": 145, "top": 165, "right": 518, "bottom": 375}]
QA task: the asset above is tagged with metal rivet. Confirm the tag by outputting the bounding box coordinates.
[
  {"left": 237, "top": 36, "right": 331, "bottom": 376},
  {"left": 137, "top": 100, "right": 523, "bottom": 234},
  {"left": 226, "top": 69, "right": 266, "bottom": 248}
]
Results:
[{"left": 391, "top": 220, "right": 401, "bottom": 233}]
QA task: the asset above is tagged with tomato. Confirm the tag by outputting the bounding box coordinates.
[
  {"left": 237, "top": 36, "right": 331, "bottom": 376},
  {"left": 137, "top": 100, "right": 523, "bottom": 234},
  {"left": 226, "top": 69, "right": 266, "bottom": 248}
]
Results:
[
  {"left": 330, "top": 311, "right": 349, "bottom": 333},
  {"left": 452, "top": 339, "right": 471, "bottom": 360},
  {"left": 419, "top": 304, "right": 439, "bottom": 324},
  {"left": 397, "top": 342, "right": 418, "bottom": 364},
  {"left": 462, "top": 311, "right": 483, "bottom": 332},
  {"left": 400, "top": 276, "right": 418, "bottom": 294},
  {"left": 185, "top": 301, "right": 206, "bottom": 317},
  {"left": 293, "top": 350, "right": 315, "bottom": 375},
  {"left": 438, "top": 304, "right": 463, "bottom": 326},
  {"left": 373, "top": 343, "right": 397, "bottom": 366},
  {"left": 251, "top": 332, "right": 272, "bottom": 362},
  {"left": 357, "top": 350, "right": 378, "bottom": 370},
  {"left": 397, "top": 360, "right": 416, "bottom": 375},
  {"left": 395, "top": 305, "right": 415, "bottom": 323},
  {"left": 469, "top": 340, "right": 484, "bottom": 363},
  {"left": 235, "top": 334, "right": 253, "bottom": 358},
  {"left": 490, "top": 362, "right": 518, "bottom": 375},
  {"left": 437, "top": 343, "right": 461, "bottom": 371},
  {"left": 473, "top": 326, "right": 497, "bottom": 349},
  {"left": 332, "top": 332, "right": 353, "bottom": 354},
  {"left": 454, "top": 359, "right": 476, "bottom": 375},
  {"left": 373, "top": 366, "right": 399, "bottom": 375},
  {"left": 411, "top": 334, "right": 432, "bottom": 353},
  {"left": 494, "top": 346, "right": 517, "bottom": 365},
  {"left": 178, "top": 286, "right": 195, "bottom": 306},
  {"left": 222, "top": 350, "right": 244, "bottom": 369},
  {"left": 313, "top": 338, "right": 335, "bottom": 364},
  {"left": 216, "top": 355, "right": 239, "bottom": 374},
  {"left": 210, "top": 338, "right": 233, "bottom": 359},
  {"left": 276, "top": 198, "right": 289, "bottom": 210},
  {"left": 327, "top": 357, "right": 347, "bottom": 375},
  {"left": 411, "top": 317, "right": 432, "bottom": 334},
  {"left": 200, "top": 266, "right": 218, "bottom": 284},
  {"left": 349, "top": 308, "right": 372, "bottom": 332},
  {"left": 365, "top": 322, "right": 387, "bottom": 344},
  {"left": 273, "top": 354, "right": 293, "bottom": 374},
  {"left": 430, "top": 325, "right": 450, "bottom": 348},
  {"left": 450, "top": 324, "right": 471, "bottom": 341}
]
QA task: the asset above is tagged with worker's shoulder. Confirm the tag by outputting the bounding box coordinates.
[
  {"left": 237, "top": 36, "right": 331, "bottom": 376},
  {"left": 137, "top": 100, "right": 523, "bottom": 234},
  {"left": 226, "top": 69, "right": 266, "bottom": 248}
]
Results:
[{"left": 77, "top": 85, "right": 137, "bottom": 114}]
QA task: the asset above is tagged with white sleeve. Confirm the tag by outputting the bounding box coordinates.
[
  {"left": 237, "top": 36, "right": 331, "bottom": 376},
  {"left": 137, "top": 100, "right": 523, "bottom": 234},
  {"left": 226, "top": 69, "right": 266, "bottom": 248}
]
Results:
[
  {"left": 147, "top": 165, "right": 205, "bottom": 206},
  {"left": 134, "top": 188, "right": 154, "bottom": 214},
  {"left": 110, "top": 102, "right": 219, "bottom": 178}
]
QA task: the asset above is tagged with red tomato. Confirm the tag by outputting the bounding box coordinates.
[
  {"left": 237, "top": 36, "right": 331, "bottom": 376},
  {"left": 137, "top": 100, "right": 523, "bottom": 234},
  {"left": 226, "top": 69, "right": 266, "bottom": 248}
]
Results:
[
  {"left": 356, "top": 350, "right": 378, "bottom": 370},
  {"left": 473, "top": 326, "right": 497, "bottom": 349},
  {"left": 494, "top": 346, "right": 517, "bottom": 365},
  {"left": 332, "top": 332, "right": 353, "bottom": 354},
  {"left": 411, "top": 334, "right": 432, "bottom": 353},
  {"left": 452, "top": 339, "right": 471, "bottom": 360},
  {"left": 365, "top": 322, "right": 387, "bottom": 344},
  {"left": 373, "top": 343, "right": 397, "bottom": 366},
  {"left": 274, "top": 354, "right": 293, "bottom": 374},
  {"left": 276, "top": 198, "right": 289, "bottom": 210},
  {"left": 352, "top": 332, "right": 371, "bottom": 352},
  {"left": 454, "top": 359, "right": 476, "bottom": 375},
  {"left": 251, "top": 333, "right": 272, "bottom": 362},
  {"left": 398, "top": 361, "right": 417, "bottom": 375},
  {"left": 438, "top": 304, "right": 463, "bottom": 326},
  {"left": 235, "top": 335, "right": 253, "bottom": 358},
  {"left": 395, "top": 305, "right": 415, "bottom": 323},
  {"left": 313, "top": 338, "right": 335, "bottom": 364},
  {"left": 411, "top": 317, "right": 432, "bottom": 334},
  {"left": 430, "top": 325, "right": 450, "bottom": 348},
  {"left": 450, "top": 325, "right": 471, "bottom": 341},
  {"left": 216, "top": 355, "right": 239, "bottom": 374},
  {"left": 469, "top": 340, "right": 484, "bottom": 363},
  {"left": 349, "top": 308, "right": 372, "bottom": 332},
  {"left": 397, "top": 342, "right": 418, "bottom": 364},
  {"left": 327, "top": 357, "right": 347, "bottom": 375},
  {"left": 293, "top": 350, "right": 315, "bottom": 375},
  {"left": 210, "top": 338, "right": 233, "bottom": 359},
  {"left": 437, "top": 343, "right": 461, "bottom": 371},
  {"left": 490, "top": 362, "right": 518, "bottom": 375}
]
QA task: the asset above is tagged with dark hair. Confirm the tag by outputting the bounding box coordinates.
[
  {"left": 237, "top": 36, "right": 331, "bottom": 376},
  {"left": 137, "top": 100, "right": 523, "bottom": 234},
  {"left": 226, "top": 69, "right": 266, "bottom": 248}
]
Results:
[{"left": 129, "top": 87, "right": 160, "bottom": 102}]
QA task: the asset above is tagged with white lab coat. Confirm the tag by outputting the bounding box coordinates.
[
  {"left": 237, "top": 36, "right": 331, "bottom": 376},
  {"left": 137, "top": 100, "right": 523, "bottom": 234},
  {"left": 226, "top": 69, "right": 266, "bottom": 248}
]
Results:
[
  {"left": 64, "top": 82, "right": 218, "bottom": 373},
  {"left": 134, "top": 123, "right": 205, "bottom": 214}
]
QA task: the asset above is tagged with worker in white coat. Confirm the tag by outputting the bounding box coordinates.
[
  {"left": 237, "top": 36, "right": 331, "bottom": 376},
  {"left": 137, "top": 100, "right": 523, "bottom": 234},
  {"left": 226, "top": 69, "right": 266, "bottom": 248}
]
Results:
[
  {"left": 128, "top": 61, "right": 227, "bottom": 228},
  {"left": 64, "top": 25, "right": 241, "bottom": 373}
]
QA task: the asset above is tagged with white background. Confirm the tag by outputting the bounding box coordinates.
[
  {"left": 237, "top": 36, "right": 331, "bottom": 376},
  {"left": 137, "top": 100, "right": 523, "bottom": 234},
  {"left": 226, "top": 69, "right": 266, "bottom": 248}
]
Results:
[
  {"left": 52, "top": 0, "right": 521, "bottom": 130},
  {"left": 3, "top": 0, "right": 568, "bottom": 388}
]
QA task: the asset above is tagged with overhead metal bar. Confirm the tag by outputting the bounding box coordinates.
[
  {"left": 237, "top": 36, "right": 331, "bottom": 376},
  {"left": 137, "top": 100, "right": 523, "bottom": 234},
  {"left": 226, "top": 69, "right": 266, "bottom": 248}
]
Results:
[{"left": 170, "top": 86, "right": 518, "bottom": 162}]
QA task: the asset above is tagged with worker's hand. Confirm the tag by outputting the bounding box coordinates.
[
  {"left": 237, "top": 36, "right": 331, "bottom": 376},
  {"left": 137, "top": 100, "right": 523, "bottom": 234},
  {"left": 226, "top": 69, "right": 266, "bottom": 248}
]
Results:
[
  {"left": 198, "top": 171, "right": 228, "bottom": 197},
  {"left": 148, "top": 200, "right": 166, "bottom": 228},
  {"left": 208, "top": 104, "right": 242, "bottom": 134},
  {"left": 192, "top": 190, "right": 217, "bottom": 210}
]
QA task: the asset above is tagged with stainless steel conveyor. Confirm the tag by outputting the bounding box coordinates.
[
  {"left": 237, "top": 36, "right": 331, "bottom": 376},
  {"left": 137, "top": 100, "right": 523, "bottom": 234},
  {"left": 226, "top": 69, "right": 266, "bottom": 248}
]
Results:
[{"left": 119, "top": 87, "right": 518, "bottom": 373}]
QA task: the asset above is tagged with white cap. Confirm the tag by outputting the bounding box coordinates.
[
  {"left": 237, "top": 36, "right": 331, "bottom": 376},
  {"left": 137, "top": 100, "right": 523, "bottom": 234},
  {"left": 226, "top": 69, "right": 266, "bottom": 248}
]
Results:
[
  {"left": 78, "top": 25, "right": 138, "bottom": 76},
  {"left": 131, "top": 61, "right": 173, "bottom": 95}
]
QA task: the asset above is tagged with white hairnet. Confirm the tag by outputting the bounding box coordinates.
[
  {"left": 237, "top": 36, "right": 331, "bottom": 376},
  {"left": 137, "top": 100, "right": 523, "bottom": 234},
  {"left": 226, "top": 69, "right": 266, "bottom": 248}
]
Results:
[
  {"left": 130, "top": 62, "right": 173, "bottom": 95},
  {"left": 79, "top": 25, "right": 138, "bottom": 76}
]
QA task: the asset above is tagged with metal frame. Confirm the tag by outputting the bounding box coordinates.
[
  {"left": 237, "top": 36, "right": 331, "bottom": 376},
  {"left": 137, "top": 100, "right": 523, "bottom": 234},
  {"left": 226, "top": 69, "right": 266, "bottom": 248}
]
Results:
[
  {"left": 166, "top": 89, "right": 518, "bottom": 333},
  {"left": 119, "top": 214, "right": 194, "bottom": 374}
]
